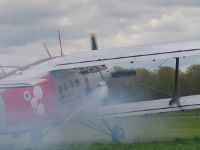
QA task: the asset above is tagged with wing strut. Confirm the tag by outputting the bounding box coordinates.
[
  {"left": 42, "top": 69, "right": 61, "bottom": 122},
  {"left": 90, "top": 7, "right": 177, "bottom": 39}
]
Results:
[{"left": 169, "top": 57, "right": 180, "bottom": 106}]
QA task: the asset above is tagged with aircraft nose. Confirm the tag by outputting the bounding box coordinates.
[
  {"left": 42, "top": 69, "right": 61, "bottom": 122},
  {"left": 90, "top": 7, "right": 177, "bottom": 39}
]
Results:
[{"left": 0, "top": 94, "right": 7, "bottom": 131}]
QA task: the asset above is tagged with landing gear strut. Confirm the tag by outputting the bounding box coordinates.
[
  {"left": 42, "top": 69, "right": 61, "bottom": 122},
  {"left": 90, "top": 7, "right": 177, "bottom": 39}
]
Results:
[
  {"left": 80, "top": 119, "right": 125, "bottom": 143},
  {"left": 111, "top": 125, "right": 125, "bottom": 143}
]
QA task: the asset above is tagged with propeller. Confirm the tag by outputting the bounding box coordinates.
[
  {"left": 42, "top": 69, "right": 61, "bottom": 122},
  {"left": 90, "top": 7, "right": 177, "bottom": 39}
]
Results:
[{"left": 90, "top": 33, "right": 98, "bottom": 50}]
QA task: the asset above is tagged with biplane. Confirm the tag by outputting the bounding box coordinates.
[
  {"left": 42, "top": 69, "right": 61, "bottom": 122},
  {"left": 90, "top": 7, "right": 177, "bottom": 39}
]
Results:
[{"left": 0, "top": 32, "right": 200, "bottom": 144}]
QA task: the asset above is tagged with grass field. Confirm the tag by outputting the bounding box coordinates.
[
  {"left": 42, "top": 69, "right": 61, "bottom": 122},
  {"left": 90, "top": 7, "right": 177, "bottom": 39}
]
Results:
[
  {"left": 55, "top": 139, "right": 200, "bottom": 150},
  {"left": 45, "top": 111, "right": 200, "bottom": 149},
  {"left": 3, "top": 138, "right": 200, "bottom": 150},
  {"left": 2, "top": 111, "right": 200, "bottom": 149}
]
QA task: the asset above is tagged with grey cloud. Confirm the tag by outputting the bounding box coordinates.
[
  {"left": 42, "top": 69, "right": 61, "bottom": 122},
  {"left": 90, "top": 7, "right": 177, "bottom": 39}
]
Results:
[
  {"left": 132, "top": 0, "right": 200, "bottom": 7},
  {"left": 0, "top": 0, "right": 200, "bottom": 54}
]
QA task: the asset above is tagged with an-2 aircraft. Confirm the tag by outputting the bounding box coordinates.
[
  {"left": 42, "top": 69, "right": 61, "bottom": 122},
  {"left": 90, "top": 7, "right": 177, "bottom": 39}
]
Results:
[{"left": 0, "top": 32, "right": 200, "bottom": 144}]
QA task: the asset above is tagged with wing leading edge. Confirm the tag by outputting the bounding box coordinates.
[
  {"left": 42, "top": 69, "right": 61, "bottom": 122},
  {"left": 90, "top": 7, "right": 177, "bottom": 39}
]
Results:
[{"left": 52, "top": 38, "right": 200, "bottom": 71}]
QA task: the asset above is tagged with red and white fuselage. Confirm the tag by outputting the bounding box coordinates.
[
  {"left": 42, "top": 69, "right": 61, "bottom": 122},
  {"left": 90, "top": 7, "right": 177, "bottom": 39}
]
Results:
[{"left": 0, "top": 57, "right": 110, "bottom": 135}]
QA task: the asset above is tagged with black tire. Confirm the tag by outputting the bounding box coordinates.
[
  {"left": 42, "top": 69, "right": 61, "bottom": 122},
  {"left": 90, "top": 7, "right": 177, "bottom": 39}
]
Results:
[
  {"left": 111, "top": 125, "right": 125, "bottom": 143},
  {"left": 30, "top": 129, "right": 43, "bottom": 145}
]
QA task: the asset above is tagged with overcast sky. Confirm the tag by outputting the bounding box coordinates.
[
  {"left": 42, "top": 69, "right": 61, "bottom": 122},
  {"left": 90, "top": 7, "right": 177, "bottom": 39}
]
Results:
[{"left": 0, "top": 0, "right": 200, "bottom": 56}]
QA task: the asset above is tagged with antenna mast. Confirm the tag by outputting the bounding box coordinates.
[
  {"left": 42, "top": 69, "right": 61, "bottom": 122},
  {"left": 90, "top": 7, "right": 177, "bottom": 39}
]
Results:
[{"left": 43, "top": 43, "right": 52, "bottom": 59}]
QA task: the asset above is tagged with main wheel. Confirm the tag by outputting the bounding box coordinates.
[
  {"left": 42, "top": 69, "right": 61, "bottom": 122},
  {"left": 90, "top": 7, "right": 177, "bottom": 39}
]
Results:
[
  {"left": 111, "top": 125, "right": 125, "bottom": 143},
  {"left": 30, "top": 129, "right": 43, "bottom": 145}
]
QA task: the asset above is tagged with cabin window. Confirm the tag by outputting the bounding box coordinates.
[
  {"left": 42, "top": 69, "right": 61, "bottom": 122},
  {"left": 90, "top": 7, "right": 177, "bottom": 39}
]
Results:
[
  {"left": 64, "top": 83, "right": 68, "bottom": 91},
  {"left": 58, "top": 85, "right": 63, "bottom": 93},
  {"left": 85, "top": 78, "right": 89, "bottom": 90},
  {"left": 70, "top": 81, "right": 74, "bottom": 88},
  {"left": 89, "top": 67, "right": 97, "bottom": 73},
  {"left": 75, "top": 79, "right": 80, "bottom": 87}
]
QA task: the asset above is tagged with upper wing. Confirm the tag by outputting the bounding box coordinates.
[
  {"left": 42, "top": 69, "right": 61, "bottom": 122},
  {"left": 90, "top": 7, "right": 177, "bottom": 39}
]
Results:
[
  {"left": 52, "top": 38, "right": 200, "bottom": 70},
  {"left": 79, "top": 95, "right": 200, "bottom": 120},
  {"left": 0, "top": 38, "right": 200, "bottom": 88},
  {"left": 0, "top": 54, "right": 45, "bottom": 70},
  {"left": 0, "top": 78, "right": 48, "bottom": 88}
]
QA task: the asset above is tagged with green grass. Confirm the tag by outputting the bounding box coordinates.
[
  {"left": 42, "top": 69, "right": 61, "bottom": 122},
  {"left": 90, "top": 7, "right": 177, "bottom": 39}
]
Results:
[
  {"left": 43, "top": 111, "right": 200, "bottom": 149},
  {"left": 3, "top": 110, "right": 200, "bottom": 149},
  {"left": 5, "top": 139, "right": 200, "bottom": 150},
  {"left": 73, "top": 139, "right": 200, "bottom": 150},
  {"left": 69, "top": 139, "right": 200, "bottom": 150}
]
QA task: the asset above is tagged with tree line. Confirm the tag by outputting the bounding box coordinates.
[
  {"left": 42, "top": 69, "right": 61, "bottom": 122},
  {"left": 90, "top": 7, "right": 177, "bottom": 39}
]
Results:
[{"left": 108, "top": 64, "right": 200, "bottom": 103}]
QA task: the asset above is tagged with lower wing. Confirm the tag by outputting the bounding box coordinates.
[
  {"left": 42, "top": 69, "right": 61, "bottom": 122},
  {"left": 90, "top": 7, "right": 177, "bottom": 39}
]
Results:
[{"left": 79, "top": 95, "right": 200, "bottom": 120}]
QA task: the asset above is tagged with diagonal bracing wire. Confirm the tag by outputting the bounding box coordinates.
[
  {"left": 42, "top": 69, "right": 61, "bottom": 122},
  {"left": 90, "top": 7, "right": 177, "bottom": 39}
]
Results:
[{"left": 124, "top": 58, "right": 172, "bottom": 96}]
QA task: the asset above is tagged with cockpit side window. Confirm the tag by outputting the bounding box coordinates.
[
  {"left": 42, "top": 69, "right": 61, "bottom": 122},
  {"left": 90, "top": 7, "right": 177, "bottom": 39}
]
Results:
[
  {"left": 75, "top": 79, "right": 80, "bottom": 87},
  {"left": 64, "top": 83, "right": 68, "bottom": 91},
  {"left": 69, "top": 81, "right": 74, "bottom": 88},
  {"left": 58, "top": 85, "right": 63, "bottom": 93}
]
